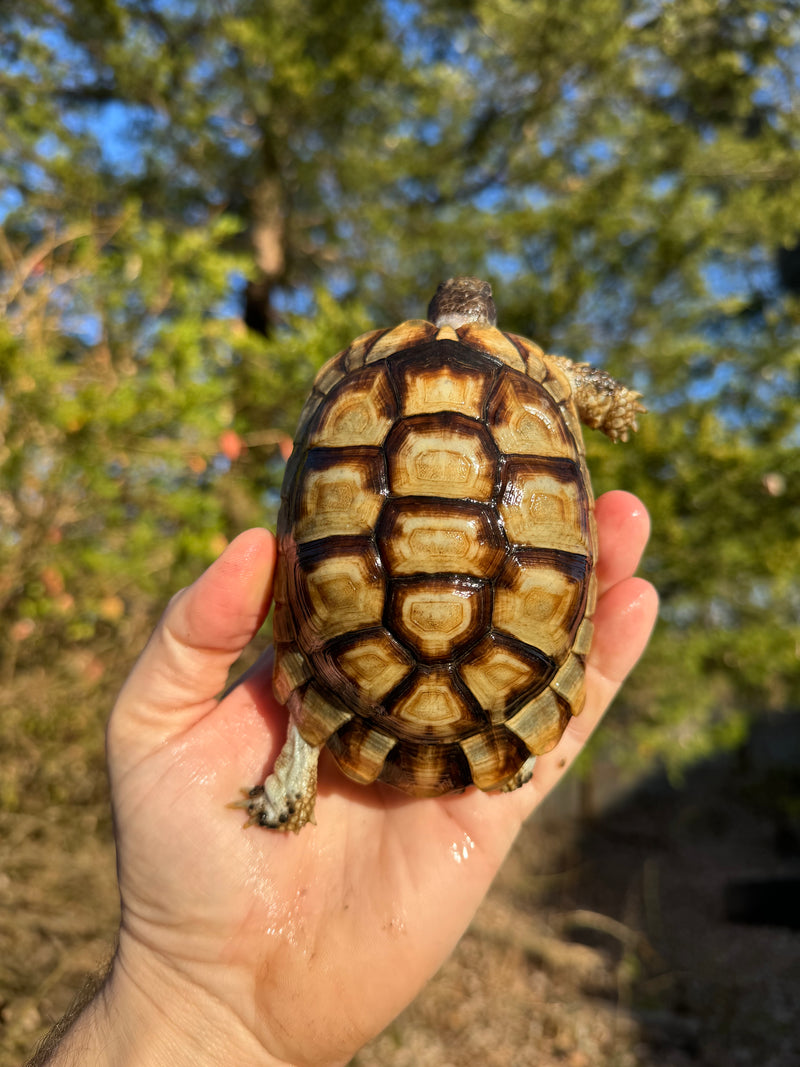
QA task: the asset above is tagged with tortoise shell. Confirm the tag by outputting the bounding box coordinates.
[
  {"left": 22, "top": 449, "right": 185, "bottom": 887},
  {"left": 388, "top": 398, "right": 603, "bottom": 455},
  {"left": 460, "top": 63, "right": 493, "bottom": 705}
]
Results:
[{"left": 271, "top": 312, "right": 598, "bottom": 797}]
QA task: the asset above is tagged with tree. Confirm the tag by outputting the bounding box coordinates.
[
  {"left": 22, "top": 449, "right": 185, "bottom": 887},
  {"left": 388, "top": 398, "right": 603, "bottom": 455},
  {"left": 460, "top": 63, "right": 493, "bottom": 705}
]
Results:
[{"left": 1, "top": 0, "right": 799, "bottom": 813}]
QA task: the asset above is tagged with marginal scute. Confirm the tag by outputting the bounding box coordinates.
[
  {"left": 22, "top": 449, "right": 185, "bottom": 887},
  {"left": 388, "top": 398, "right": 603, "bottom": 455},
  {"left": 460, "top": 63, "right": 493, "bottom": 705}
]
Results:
[
  {"left": 542, "top": 365, "right": 570, "bottom": 405},
  {"left": 326, "top": 719, "right": 397, "bottom": 784},
  {"left": 588, "top": 510, "right": 599, "bottom": 562},
  {"left": 273, "top": 646, "right": 309, "bottom": 705},
  {"left": 289, "top": 682, "right": 353, "bottom": 748},
  {"left": 457, "top": 323, "right": 526, "bottom": 372},
  {"left": 271, "top": 556, "right": 294, "bottom": 643},
  {"left": 504, "top": 689, "right": 570, "bottom": 755},
  {"left": 506, "top": 333, "right": 547, "bottom": 381},
  {"left": 379, "top": 740, "right": 472, "bottom": 797},
  {"left": 344, "top": 328, "right": 387, "bottom": 372},
  {"left": 585, "top": 568, "right": 598, "bottom": 616},
  {"left": 550, "top": 653, "right": 586, "bottom": 714},
  {"left": 573, "top": 617, "right": 594, "bottom": 656},
  {"left": 279, "top": 440, "right": 310, "bottom": 507},
  {"left": 364, "top": 320, "right": 435, "bottom": 364},
  {"left": 458, "top": 724, "right": 531, "bottom": 790},
  {"left": 272, "top": 601, "right": 295, "bottom": 645},
  {"left": 292, "top": 392, "right": 325, "bottom": 445},
  {"left": 311, "top": 350, "right": 350, "bottom": 395},
  {"left": 562, "top": 406, "right": 586, "bottom": 456}
]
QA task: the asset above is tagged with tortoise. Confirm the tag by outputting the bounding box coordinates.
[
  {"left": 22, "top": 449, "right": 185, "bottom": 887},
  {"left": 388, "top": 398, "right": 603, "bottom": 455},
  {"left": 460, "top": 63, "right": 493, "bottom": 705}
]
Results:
[{"left": 240, "top": 277, "right": 643, "bottom": 831}]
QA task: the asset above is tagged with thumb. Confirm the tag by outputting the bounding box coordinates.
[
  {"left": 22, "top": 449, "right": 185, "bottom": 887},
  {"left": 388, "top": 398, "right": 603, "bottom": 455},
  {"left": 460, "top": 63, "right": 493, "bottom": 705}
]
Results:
[{"left": 109, "top": 528, "right": 277, "bottom": 758}]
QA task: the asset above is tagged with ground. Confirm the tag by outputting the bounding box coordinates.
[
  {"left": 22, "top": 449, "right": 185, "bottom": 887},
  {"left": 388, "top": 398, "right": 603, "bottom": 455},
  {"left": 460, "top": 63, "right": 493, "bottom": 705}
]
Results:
[{"left": 2, "top": 717, "right": 799, "bottom": 1067}]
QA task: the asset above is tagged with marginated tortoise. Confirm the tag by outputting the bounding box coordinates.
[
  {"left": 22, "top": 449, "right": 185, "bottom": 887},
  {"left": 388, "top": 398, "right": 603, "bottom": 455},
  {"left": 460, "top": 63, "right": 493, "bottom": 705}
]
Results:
[{"left": 238, "top": 278, "right": 643, "bottom": 831}]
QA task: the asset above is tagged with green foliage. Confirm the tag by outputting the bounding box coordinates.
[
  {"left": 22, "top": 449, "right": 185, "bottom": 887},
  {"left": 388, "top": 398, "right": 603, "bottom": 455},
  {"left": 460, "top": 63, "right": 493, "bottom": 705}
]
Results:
[{"left": 1, "top": 0, "right": 799, "bottom": 805}]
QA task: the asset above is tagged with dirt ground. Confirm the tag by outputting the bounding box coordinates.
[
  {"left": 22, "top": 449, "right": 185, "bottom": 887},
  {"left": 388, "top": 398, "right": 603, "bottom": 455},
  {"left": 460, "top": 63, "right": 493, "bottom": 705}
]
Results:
[{"left": 2, "top": 718, "right": 799, "bottom": 1067}]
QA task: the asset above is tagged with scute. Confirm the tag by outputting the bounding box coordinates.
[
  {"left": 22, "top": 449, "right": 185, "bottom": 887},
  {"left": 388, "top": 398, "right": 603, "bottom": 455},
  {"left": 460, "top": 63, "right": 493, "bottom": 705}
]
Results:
[
  {"left": 493, "top": 549, "right": 590, "bottom": 660},
  {"left": 458, "top": 724, "right": 531, "bottom": 791},
  {"left": 392, "top": 343, "right": 495, "bottom": 419},
  {"left": 314, "top": 628, "right": 414, "bottom": 710},
  {"left": 487, "top": 372, "right": 577, "bottom": 458},
  {"left": 378, "top": 738, "right": 472, "bottom": 798},
  {"left": 308, "top": 365, "right": 397, "bottom": 448},
  {"left": 292, "top": 448, "right": 386, "bottom": 543},
  {"left": 458, "top": 634, "right": 555, "bottom": 721},
  {"left": 287, "top": 681, "right": 353, "bottom": 747},
  {"left": 377, "top": 498, "right": 505, "bottom": 578},
  {"left": 325, "top": 719, "right": 397, "bottom": 784},
  {"left": 386, "top": 413, "right": 498, "bottom": 501},
  {"left": 387, "top": 665, "right": 484, "bottom": 740},
  {"left": 390, "top": 576, "right": 491, "bottom": 662},
  {"left": 504, "top": 689, "right": 571, "bottom": 755},
  {"left": 499, "top": 457, "right": 592, "bottom": 554},
  {"left": 289, "top": 539, "right": 385, "bottom": 648},
  {"left": 271, "top": 319, "right": 599, "bottom": 798},
  {"left": 456, "top": 323, "right": 527, "bottom": 372}
]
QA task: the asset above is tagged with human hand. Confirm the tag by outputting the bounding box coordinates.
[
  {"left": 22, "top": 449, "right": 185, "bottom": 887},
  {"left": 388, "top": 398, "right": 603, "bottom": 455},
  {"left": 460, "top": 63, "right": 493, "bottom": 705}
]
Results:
[{"left": 45, "top": 490, "right": 657, "bottom": 1067}]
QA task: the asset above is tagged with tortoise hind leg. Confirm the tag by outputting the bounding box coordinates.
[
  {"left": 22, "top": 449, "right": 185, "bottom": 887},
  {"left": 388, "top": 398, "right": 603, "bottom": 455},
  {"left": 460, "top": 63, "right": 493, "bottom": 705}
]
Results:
[
  {"left": 499, "top": 754, "right": 537, "bottom": 793},
  {"left": 238, "top": 721, "right": 320, "bottom": 832}
]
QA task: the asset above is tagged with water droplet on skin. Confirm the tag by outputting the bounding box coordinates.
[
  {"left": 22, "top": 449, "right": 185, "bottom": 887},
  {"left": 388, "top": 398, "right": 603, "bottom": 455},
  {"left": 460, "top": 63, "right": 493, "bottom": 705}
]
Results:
[
  {"left": 241, "top": 869, "right": 311, "bottom": 954},
  {"left": 449, "top": 833, "right": 475, "bottom": 864},
  {"left": 383, "top": 915, "right": 407, "bottom": 936}
]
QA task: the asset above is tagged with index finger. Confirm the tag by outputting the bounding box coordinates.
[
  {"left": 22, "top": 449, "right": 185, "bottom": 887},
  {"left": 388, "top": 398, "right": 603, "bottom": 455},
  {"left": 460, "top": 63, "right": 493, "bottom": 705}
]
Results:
[{"left": 595, "top": 490, "right": 651, "bottom": 595}]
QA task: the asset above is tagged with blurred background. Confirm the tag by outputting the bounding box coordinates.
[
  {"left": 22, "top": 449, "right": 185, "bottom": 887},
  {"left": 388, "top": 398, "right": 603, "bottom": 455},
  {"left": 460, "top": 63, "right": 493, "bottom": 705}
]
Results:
[{"left": 1, "top": 1, "right": 798, "bottom": 1063}]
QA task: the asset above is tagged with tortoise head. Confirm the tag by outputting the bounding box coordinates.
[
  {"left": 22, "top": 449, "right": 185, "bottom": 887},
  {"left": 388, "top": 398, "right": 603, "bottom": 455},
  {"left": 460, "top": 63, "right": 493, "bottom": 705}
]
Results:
[{"left": 427, "top": 276, "right": 497, "bottom": 330}]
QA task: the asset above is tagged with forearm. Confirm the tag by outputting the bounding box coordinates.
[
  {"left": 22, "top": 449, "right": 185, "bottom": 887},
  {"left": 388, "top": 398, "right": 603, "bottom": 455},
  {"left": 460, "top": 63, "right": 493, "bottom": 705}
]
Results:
[
  {"left": 25, "top": 962, "right": 113, "bottom": 1067},
  {"left": 26, "top": 949, "right": 294, "bottom": 1067}
]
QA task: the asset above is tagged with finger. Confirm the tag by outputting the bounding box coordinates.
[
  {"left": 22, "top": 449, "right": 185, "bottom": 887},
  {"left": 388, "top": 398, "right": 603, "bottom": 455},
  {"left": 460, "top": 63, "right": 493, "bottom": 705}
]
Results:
[
  {"left": 521, "top": 575, "right": 658, "bottom": 811},
  {"left": 595, "top": 490, "right": 651, "bottom": 595},
  {"left": 110, "top": 528, "right": 277, "bottom": 745}
]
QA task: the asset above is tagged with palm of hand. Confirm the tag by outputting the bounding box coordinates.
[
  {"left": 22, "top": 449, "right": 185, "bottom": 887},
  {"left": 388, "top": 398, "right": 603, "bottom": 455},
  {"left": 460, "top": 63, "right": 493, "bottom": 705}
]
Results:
[{"left": 106, "top": 491, "right": 656, "bottom": 1067}]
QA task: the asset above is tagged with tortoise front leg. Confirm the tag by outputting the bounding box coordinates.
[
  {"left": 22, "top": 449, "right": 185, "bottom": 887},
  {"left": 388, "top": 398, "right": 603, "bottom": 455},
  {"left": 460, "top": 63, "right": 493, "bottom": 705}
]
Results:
[{"left": 551, "top": 356, "right": 645, "bottom": 443}]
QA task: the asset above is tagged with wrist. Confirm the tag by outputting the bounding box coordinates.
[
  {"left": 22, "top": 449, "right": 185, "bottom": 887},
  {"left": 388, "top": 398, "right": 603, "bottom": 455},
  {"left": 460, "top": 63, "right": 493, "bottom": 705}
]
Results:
[{"left": 34, "top": 938, "right": 294, "bottom": 1067}]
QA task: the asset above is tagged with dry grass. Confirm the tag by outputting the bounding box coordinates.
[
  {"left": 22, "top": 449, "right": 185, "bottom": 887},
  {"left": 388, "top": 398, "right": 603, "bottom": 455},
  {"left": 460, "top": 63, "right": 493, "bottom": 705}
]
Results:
[
  {"left": 0, "top": 806, "right": 118, "bottom": 1064},
  {"left": 2, "top": 701, "right": 799, "bottom": 1066}
]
